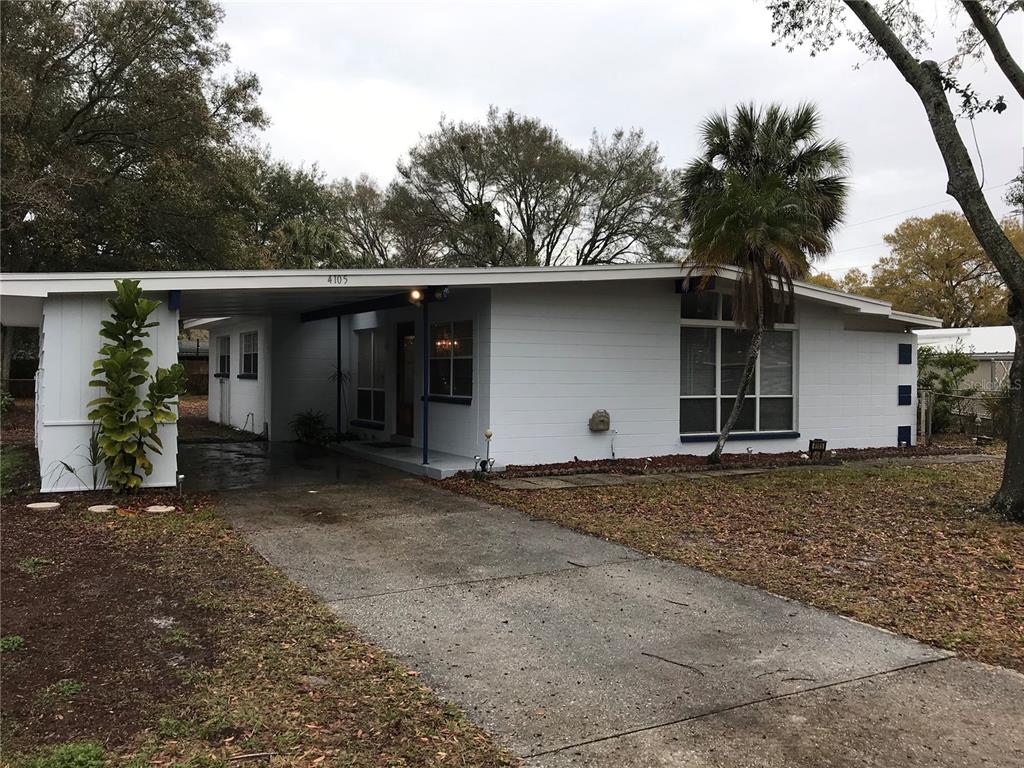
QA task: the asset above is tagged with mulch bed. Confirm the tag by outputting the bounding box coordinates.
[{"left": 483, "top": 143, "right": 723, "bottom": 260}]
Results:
[
  {"left": 443, "top": 461, "right": 1023, "bottom": 674},
  {"left": 1, "top": 493, "right": 216, "bottom": 748},
  {"left": 496, "top": 443, "right": 983, "bottom": 478}
]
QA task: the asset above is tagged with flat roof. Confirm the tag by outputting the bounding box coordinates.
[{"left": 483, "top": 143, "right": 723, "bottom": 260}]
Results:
[{"left": 0, "top": 264, "right": 942, "bottom": 328}]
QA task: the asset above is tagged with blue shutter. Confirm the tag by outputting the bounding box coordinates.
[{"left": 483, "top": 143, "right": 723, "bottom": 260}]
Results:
[
  {"left": 898, "top": 343, "right": 912, "bottom": 365},
  {"left": 897, "top": 385, "right": 912, "bottom": 406},
  {"left": 897, "top": 425, "right": 912, "bottom": 445}
]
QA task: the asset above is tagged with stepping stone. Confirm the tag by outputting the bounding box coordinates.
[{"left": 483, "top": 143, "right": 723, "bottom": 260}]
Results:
[
  {"left": 25, "top": 501, "right": 60, "bottom": 511},
  {"left": 520, "top": 477, "right": 576, "bottom": 489},
  {"left": 87, "top": 504, "right": 117, "bottom": 513},
  {"left": 489, "top": 478, "right": 544, "bottom": 490},
  {"left": 145, "top": 505, "right": 176, "bottom": 513}
]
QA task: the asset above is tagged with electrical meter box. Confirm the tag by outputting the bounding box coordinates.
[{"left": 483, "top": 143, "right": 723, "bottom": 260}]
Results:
[{"left": 588, "top": 409, "right": 611, "bottom": 432}]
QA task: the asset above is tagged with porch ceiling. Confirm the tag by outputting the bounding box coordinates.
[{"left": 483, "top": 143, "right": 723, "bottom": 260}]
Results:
[{"left": 178, "top": 286, "right": 407, "bottom": 320}]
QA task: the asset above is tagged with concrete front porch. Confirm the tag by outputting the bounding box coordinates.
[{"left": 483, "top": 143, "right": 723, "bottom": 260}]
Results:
[{"left": 330, "top": 440, "right": 500, "bottom": 479}]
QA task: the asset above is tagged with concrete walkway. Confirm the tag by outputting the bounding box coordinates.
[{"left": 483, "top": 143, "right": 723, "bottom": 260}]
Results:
[{"left": 220, "top": 457, "right": 1023, "bottom": 767}]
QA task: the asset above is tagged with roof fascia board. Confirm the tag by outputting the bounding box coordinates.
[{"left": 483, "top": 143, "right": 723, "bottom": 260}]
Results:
[{"left": 0, "top": 264, "right": 938, "bottom": 326}]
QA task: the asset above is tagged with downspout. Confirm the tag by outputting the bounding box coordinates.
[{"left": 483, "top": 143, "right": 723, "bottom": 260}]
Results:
[{"left": 422, "top": 297, "right": 430, "bottom": 466}]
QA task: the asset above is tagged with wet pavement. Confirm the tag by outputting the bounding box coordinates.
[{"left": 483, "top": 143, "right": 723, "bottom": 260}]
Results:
[{"left": 177, "top": 441, "right": 397, "bottom": 492}]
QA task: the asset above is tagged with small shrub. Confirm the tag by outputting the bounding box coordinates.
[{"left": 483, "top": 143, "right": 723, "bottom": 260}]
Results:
[
  {"left": 15, "top": 556, "right": 54, "bottom": 576},
  {"left": 289, "top": 410, "right": 333, "bottom": 444},
  {"left": 20, "top": 741, "right": 106, "bottom": 768},
  {"left": 1, "top": 635, "right": 25, "bottom": 652},
  {"left": 0, "top": 389, "right": 13, "bottom": 414}
]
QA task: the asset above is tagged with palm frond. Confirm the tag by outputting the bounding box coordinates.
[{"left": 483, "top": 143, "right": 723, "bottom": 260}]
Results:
[{"left": 678, "top": 102, "right": 848, "bottom": 329}]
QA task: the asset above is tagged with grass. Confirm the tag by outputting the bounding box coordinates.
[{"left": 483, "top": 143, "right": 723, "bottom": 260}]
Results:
[
  {"left": 1, "top": 445, "right": 36, "bottom": 497},
  {"left": 444, "top": 461, "right": 1023, "bottom": 673},
  {"left": 43, "top": 679, "right": 84, "bottom": 699},
  {"left": 2, "top": 494, "right": 514, "bottom": 767},
  {"left": 15, "top": 556, "right": 54, "bottom": 576},
  {"left": 1, "top": 635, "right": 26, "bottom": 653},
  {"left": 16, "top": 741, "right": 106, "bottom": 768}
]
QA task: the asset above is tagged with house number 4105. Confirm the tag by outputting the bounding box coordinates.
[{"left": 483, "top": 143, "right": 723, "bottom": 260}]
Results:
[{"left": 327, "top": 274, "right": 348, "bottom": 285}]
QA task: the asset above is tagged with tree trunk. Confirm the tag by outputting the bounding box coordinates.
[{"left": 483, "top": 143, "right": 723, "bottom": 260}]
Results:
[
  {"left": 991, "top": 298, "right": 1024, "bottom": 520},
  {"left": 709, "top": 324, "right": 763, "bottom": 464},
  {"left": 845, "top": 0, "right": 1024, "bottom": 520}
]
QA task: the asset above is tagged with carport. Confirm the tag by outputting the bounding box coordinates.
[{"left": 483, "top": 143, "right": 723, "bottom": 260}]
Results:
[
  {"left": 180, "top": 274, "right": 458, "bottom": 471},
  {"left": 3, "top": 269, "right": 494, "bottom": 491}
]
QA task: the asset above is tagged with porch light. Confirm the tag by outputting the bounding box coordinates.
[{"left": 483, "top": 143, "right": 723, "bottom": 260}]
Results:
[{"left": 409, "top": 289, "right": 423, "bottom": 302}]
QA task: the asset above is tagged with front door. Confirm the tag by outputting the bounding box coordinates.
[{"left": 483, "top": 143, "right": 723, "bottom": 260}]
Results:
[{"left": 396, "top": 322, "right": 415, "bottom": 438}]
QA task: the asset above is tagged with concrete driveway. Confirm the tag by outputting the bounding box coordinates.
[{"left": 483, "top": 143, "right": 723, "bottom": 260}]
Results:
[{"left": 220, "top": 456, "right": 1024, "bottom": 767}]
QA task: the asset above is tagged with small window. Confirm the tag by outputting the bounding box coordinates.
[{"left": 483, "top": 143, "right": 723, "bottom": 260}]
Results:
[
  {"left": 430, "top": 320, "right": 473, "bottom": 400},
  {"left": 355, "top": 329, "right": 386, "bottom": 423},
  {"left": 898, "top": 343, "right": 912, "bottom": 365},
  {"left": 216, "top": 336, "right": 230, "bottom": 376},
  {"left": 681, "top": 291, "right": 718, "bottom": 320},
  {"left": 240, "top": 331, "right": 258, "bottom": 378}
]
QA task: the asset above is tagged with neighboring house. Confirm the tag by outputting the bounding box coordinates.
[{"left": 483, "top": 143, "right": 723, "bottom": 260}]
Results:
[
  {"left": 914, "top": 326, "right": 1016, "bottom": 391},
  {"left": 0, "top": 265, "right": 939, "bottom": 492}
]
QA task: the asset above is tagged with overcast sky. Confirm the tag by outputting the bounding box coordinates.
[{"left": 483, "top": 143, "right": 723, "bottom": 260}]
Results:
[{"left": 219, "top": 1, "right": 1023, "bottom": 275}]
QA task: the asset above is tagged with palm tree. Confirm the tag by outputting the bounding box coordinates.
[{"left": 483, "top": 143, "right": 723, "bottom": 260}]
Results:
[
  {"left": 679, "top": 103, "right": 848, "bottom": 464},
  {"left": 278, "top": 218, "right": 344, "bottom": 269}
]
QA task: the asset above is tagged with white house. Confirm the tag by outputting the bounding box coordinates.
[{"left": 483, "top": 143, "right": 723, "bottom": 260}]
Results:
[{"left": 0, "top": 264, "right": 940, "bottom": 491}]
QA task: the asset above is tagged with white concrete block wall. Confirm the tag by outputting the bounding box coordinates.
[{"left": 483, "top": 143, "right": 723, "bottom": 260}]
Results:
[
  {"left": 206, "top": 317, "right": 271, "bottom": 436},
  {"left": 488, "top": 281, "right": 919, "bottom": 467},
  {"left": 792, "top": 303, "right": 918, "bottom": 449},
  {"left": 488, "top": 280, "right": 680, "bottom": 466},
  {"left": 37, "top": 293, "right": 179, "bottom": 492},
  {"left": 270, "top": 314, "right": 345, "bottom": 440}
]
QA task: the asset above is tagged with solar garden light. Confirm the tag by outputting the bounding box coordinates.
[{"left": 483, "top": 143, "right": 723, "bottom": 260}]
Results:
[{"left": 481, "top": 428, "right": 494, "bottom": 472}]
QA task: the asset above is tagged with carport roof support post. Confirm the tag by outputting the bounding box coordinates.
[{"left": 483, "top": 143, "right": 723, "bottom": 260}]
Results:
[{"left": 422, "top": 295, "right": 429, "bottom": 466}]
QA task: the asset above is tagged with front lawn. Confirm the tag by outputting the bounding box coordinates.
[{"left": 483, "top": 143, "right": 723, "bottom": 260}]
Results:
[
  {"left": 1, "top": 492, "right": 513, "bottom": 767},
  {"left": 443, "top": 461, "right": 1023, "bottom": 672}
]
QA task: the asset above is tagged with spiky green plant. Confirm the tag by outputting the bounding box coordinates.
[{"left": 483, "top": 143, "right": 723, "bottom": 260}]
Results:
[{"left": 87, "top": 279, "right": 186, "bottom": 492}]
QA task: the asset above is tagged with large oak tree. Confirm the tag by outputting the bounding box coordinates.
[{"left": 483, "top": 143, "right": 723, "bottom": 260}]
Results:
[
  {"left": 768, "top": 0, "right": 1024, "bottom": 518},
  {"left": 1, "top": 0, "right": 265, "bottom": 272}
]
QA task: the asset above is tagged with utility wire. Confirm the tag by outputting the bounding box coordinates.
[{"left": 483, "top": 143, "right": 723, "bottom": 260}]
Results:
[{"left": 842, "top": 179, "right": 1010, "bottom": 229}]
